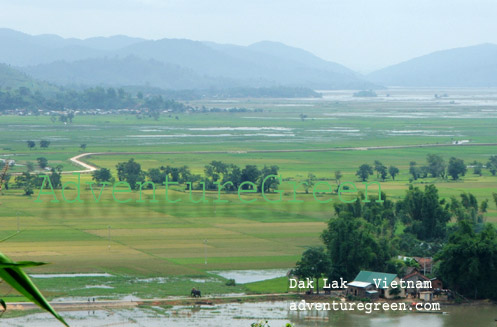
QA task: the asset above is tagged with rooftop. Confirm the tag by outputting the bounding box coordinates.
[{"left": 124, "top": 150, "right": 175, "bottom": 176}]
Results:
[
  {"left": 348, "top": 281, "right": 372, "bottom": 288},
  {"left": 354, "top": 271, "right": 398, "bottom": 289}
]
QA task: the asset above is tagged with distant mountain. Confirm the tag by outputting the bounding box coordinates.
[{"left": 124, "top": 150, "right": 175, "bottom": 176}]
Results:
[
  {"left": 72, "top": 35, "right": 147, "bottom": 51},
  {"left": 23, "top": 56, "right": 233, "bottom": 90},
  {"left": 368, "top": 43, "right": 497, "bottom": 87},
  {"left": 110, "top": 38, "right": 376, "bottom": 89},
  {"left": 0, "top": 63, "right": 56, "bottom": 91},
  {"left": 247, "top": 41, "right": 354, "bottom": 76},
  {"left": 0, "top": 28, "right": 146, "bottom": 65},
  {"left": 199, "top": 40, "right": 368, "bottom": 89},
  {"left": 0, "top": 28, "right": 377, "bottom": 90},
  {"left": 0, "top": 28, "right": 104, "bottom": 66}
]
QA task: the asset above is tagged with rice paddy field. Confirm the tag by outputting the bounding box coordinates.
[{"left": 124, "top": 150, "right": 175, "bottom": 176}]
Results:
[{"left": 1, "top": 87, "right": 497, "bottom": 301}]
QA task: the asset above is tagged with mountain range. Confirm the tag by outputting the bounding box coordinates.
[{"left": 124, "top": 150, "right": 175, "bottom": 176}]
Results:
[
  {"left": 1, "top": 28, "right": 497, "bottom": 91},
  {"left": 0, "top": 28, "right": 375, "bottom": 91},
  {"left": 0, "top": 62, "right": 57, "bottom": 91},
  {"left": 368, "top": 43, "right": 497, "bottom": 87}
]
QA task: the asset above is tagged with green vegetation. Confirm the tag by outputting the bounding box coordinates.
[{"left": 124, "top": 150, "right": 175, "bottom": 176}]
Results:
[
  {"left": 244, "top": 277, "right": 289, "bottom": 294},
  {"left": 353, "top": 90, "right": 377, "bottom": 97},
  {"left": 293, "top": 247, "right": 329, "bottom": 293},
  {"left": 436, "top": 220, "right": 497, "bottom": 299},
  {"left": 251, "top": 320, "right": 293, "bottom": 327},
  {"left": 0, "top": 63, "right": 56, "bottom": 92},
  {"left": 294, "top": 185, "right": 497, "bottom": 300},
  {"left": 0, "top": 86, "right": 186, "bottom": 112},
  {"left": 1, "top": 88, "right": 497, "bottom": 303},
  {"left": 0, "top": 251, "right": 68, "bottom": 326}
]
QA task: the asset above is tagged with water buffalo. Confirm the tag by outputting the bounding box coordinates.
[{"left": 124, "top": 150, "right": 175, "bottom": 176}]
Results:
[{"left": 191, "top": 288, "right": 201, "bottom": 297}]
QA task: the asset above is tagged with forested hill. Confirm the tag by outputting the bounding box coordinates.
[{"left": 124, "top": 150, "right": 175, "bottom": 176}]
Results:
[
  {"left": 0, "top": 28, "right": 377, "bottom": 90},
  {"left": 0, "top": 63, "right": 56, "bottom": 91},
  {"left": 368, "top": 43, "right": 497, "bottom": 87}
]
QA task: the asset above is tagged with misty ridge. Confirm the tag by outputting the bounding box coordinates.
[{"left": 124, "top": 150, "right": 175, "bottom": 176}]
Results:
[
  {"left": 0, "top": 28, "right": 372, "bottom": 92},
  {"left": 1, "top": 28, "right": 497, "bottom": 94}
]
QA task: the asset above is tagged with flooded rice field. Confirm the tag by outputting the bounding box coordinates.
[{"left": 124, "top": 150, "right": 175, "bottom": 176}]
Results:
[
  {"left": 3, "top": 301, "right": 496, "bottom": 327},
  {"left": 208, "top": 269, "right": 289, "bottom": 284}
]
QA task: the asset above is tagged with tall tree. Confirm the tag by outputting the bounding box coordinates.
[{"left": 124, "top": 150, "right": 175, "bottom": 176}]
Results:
[
  {"left": 258, "top": 165, "right": 280, "bottom": 193},
  {"left": 321, "top": 214, "right": 391, "bottom": 281},
  {"left": 92, "top": 168, "right": 113, "bottom": 183},
  {"left": 294, "top": 247, "right": 330, "bottom": 294},
  {"left": 472, "top": 161, "right": 483, "bottom": 176},
  {"left": 480, "top": 199, "right": 489, "bottom": 214},
  {"left": 409, "top": 161, "right": 418, "bottom": 180},
  {"left": 36, "top": 157, "right": 48, "bottom": 169},
  {"left": 487, "top": 156, "right": 497, "bottom": 176},
  {"left": 448, "top": 157, "right": 466, "bottom": 180},
  {"left": 377, "top": 165, "right": 388, "bottom": 181},
  {"left": 460, "top": 192, "right": 478, "bottom": 211},
  {"left": 49, "top": 165, "right": 63, "bottom": 189},
  {"left": 373, "top": 160, "right": 384, "bottom": 178},
  {"left": 225, "top": 164, "right": 242, "bottom": 190},
  {"left": 116, "top": 158, "right": 144, "bottom": 190},
  {"left": 178, "top": 166, "right": 193, "bottom": 184},
  {"left": 426, "top": 154, "right": 446, "bottom": 178},
  {"left": 334, "top": 170, "right": 343, "bottom": 185},
  {"left": 436, "top": 221, "right": 497, "bottom": 300},
  {"left": 356, "top": 164, "right": 373, "bottom": 182},
  {"left": 204, "top": 161, "right": 228, "bottom": 184},
  {"left": 398, "top": 185, "right": 450, "bottom": 240},
  {"left": 304, "top": 173, "right": 316, "bottom": 194},
  {"left": 241, "top": 165, "right": 260, "bottom": 189},
  {"left": 40, "top": 140, "right": 50, "bottom": 148},
  {"left": 388, "top": 166, "right": 399, "bottom": 180}
]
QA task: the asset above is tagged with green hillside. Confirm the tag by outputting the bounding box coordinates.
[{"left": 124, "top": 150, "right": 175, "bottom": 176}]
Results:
[{"left": 0, "top": 63, "right": 57, "bottom": 92}]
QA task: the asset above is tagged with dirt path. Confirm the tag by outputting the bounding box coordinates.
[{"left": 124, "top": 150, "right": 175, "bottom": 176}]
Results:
[
  {"left": 7, "top": 293, "right": 298, "bottom": 311},
  {"left": 68, "top": 142, "right": 497, "bottom": 174},
  {"left": 68, "top": 153, "right": 99, "bottom": 173}
]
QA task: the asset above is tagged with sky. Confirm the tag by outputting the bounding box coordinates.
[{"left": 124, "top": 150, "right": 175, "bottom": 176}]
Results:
[{"left": 1, "top": 0, "right": 496, "bottom": 72}]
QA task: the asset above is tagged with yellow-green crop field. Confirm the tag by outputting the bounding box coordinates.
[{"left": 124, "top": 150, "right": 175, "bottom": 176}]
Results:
[{"left": 1, "top": 88, "right": 497, "bottom": 299}]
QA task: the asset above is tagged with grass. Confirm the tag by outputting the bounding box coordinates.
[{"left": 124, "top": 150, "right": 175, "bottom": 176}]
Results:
[
  {"left": 1, "top": 88, "right": 497, "bottom": 299},
  {"left": 244, "top": 277, "right": 290, "bottom": 294}
]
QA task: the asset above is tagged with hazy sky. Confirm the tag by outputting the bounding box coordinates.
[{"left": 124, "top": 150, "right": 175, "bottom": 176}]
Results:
[{"left": 1, "top": 0, "right": 496, "bottom": 72}]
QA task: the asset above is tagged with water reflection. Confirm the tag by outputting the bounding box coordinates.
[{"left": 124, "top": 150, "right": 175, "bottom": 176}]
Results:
[{"left": 2, "top": 301, "right": 496, "bottom": 327}]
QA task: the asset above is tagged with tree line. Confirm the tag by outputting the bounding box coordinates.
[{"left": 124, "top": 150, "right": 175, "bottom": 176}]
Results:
[
  {"left": 26, "top": 140, "right": 51, "bottom": 150},
  {"left": 294, "top": 185, "right": 497, "bottom": 300},
  {"left": 92, "top": 159, "right": 280, "bottom": 194},
  {"left": 356, "top": 154, "right": 497, "bottom": 182},
  {"left": 0, "top": 86, "right": 187, "bottom": 112},
  {"left": 0, "top": 85, "right": 320, "bottom": 113}
]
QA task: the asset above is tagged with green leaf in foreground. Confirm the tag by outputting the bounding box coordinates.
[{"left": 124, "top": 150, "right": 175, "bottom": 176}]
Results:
[
  {"left": 0, "top": 251, "right": 69, "bottom": 326},
  {"left": 0, "top": 261, "right": 47, "bottom": 268}
]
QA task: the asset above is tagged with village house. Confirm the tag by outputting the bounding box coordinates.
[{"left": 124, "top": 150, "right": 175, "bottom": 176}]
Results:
[
  {"left": 349, "top": 271, "right": 406, "bottom": 299},
  {"left": 346, "top": 281, "right": 379, "bottom": 300},
  {"left": 402, "top": 269, "right": 432, "bottom": 297},
  {"left": 413, "top": 257, "right": 433, "bottom": 274},
  {"left": 430, "top": 278, "right": 443, "bottom": 290}
]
